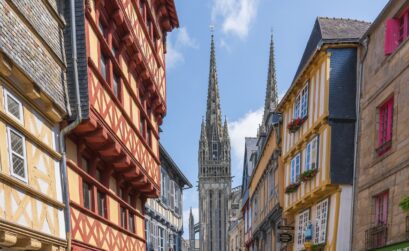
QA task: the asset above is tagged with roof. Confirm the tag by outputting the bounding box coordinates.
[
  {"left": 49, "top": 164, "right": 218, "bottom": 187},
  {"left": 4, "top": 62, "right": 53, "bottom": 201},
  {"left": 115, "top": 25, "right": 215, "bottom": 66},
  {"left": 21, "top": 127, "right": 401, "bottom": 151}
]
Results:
[
  {"left": 279, "top": 17, "right": 370, "bottom": 111},
  {"left": 159, "top": 144, "right": 192, "bottom": 188},
  {"left": 164, "top": 0, "right": 179, "bottom": 29},
  {"left": 360, "top": 0, "right": 394, "bottom": 40}
]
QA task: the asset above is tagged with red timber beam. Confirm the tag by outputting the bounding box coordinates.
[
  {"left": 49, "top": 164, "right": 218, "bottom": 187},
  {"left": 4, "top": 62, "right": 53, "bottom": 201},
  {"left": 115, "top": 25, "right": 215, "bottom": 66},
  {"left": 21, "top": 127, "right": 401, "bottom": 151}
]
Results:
[
  {"left": 87, "top": 0, "right": 167, "bottom": 123},
  {"left": 72, "top": 118, "right": 157, "bottom": 197}
]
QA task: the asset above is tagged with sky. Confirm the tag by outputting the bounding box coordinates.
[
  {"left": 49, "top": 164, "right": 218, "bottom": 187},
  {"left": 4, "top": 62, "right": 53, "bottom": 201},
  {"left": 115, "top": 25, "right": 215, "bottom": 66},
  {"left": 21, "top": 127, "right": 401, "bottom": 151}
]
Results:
[{"left": 159, "top": 0, "right": 389, "bottom": 237}]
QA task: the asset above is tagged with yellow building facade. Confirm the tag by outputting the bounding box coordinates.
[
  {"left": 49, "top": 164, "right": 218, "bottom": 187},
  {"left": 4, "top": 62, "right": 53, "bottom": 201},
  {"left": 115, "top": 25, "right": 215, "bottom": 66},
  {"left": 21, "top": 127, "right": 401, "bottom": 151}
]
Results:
[
  {"left": 278, "top": 18, "right": 370, "bottom": 251},
  {"left": 0, "top": 0, "right": 68, "bottom": 249}
]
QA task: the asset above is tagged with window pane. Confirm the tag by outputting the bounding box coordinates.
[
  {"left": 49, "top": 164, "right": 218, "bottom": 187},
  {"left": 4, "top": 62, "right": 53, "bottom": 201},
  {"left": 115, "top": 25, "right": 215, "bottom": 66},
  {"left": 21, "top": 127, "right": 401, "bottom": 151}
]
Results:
[
  {"left": 12, "top": 154, "right": 25, "bottom": 178},
  {"left": 100, "top": 55, "right": 107, "bottom": 80},
  {"left": 83, "top": 182, "right": 92, "bottom": 210},
  {"left": 113, "top": 73, "right": 120, "bottom": 98},
  {"left": 7, "top": 94, "right": 21, "bottom": 120},
  {"left": 97, "top": 191, "right": 106, "bottom": 218},
  {"left": 10, "top": 130, "right": 24, "bottom": 156}
]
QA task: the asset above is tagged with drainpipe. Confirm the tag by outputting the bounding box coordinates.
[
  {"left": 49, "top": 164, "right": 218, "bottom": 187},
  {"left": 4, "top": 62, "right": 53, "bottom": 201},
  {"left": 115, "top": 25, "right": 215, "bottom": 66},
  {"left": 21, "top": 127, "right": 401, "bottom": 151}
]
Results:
[
  {"left": 60, "top": 0, "right": 82, "bottom": 250},
  {"left": 350, "top": 37, "right": 369, "bottom": 250}
]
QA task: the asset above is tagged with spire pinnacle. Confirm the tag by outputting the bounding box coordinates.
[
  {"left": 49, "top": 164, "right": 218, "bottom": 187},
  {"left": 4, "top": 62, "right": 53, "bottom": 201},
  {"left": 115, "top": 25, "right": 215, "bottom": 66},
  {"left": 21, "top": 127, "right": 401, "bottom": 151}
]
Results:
[
  {"left": 262, "top": 33, "right": 279, "bottom": 126},
  {"left": 206, "top": 31, "right": 222, "bottom": 129}
]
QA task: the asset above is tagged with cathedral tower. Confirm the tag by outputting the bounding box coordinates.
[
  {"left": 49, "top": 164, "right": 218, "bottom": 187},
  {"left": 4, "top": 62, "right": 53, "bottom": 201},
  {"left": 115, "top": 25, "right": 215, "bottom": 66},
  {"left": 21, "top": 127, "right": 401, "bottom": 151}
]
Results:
[{"left": 198, "top": 33, "right": 231, "bottom": 251}]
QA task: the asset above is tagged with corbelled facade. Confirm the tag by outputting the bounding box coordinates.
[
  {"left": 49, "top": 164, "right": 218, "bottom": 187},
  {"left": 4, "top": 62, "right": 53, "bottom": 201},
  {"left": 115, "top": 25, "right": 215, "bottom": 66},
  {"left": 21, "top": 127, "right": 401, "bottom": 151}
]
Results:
[{"left": 198, "top": 33, "right": 232, "bottom": 251}]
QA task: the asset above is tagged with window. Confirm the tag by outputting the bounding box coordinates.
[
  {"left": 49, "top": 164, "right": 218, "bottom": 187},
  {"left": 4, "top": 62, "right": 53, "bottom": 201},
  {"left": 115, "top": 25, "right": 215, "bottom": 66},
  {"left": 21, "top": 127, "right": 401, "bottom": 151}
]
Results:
[
  {"left": 290, "top": 154, "right": 301, "bottom": 184},
  {"left": 169, "top": 180, "right": 175, "bottom": 210},
  {"left": 305, "top": 136, "right": 319, "bottom": 171},
  {"left": 147, "top": 127, "right": 152, "bottom": 147},
  {"left": 113, "top": 73, "right": 121, "bottom": 100},
  {"left": 378, "top": 97, "right": 393, "bottom": 154},
  {"left": 100, "top": 53, "right": 108, "bottom": 81},
  {"left": 128, "top": 213, "right": 135, "bottom": 233},
  {"left": 296, "top": 209, "right": 310, "bottom": 250},
  {"left": 175, "top": 183, "right": 180, "bottom": 214},
  {"left": 293, "top": 83, "right": 309, "bottom": 119},
  {"left": 159, "top": 227, "right": 165, "bottom": 251},
  {"left": 212, "top": 142, "right": 218, "bottom": 160},
  {"left": 374, "top": 191, "right": 388, "bottom": 226},
  {"left": 99, "top": 19, "right": 107, "bottom": 38},
  {"left": 268, "top": 169, "right": 275, "bottom": 199},
  {"left": 150, "top": 222, "right": 157, "bottom": 250},
  {"left": 97, "top": 190, "right": 107, "bottom": 218},
  {"left": 161, "top": 169, "right": 168, "bottom": 205},
  {"left": 83, "top": 181, "right": 93, "bottom": 210},
  {"left": 139, "top": 0, "right": 145, "bottom": 18},
  {"left": 7, "top": 127, "right": 27, "bottom": 182},
  {"left": 4, "top": 90, "right": 23, "bottom": 123},
  {"left": 385, "top": 9, "right": 409, "bottom": 55},
  {"left": 120, "top": 206, "right": 127, "bottom": 229},
  {"left": 315, "top": 199, "right": 329, "bottom": 244},
  {"left": 140, "top": 117, "right": 146, "bottom": 139}
]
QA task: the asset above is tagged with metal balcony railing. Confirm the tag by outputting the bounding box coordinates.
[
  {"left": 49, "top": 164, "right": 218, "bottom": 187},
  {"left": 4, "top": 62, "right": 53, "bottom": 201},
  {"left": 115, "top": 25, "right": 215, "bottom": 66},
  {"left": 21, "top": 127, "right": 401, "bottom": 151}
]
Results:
[{"left": 365, "top": 224, "right": 388, "bottom": 250}]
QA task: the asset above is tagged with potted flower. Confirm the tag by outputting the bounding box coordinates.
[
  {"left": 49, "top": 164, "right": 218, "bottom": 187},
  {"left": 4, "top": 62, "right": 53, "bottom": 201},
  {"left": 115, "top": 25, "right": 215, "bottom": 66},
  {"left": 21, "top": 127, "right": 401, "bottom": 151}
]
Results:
[
  {"left": 285, "top": 181, "right": 300, "bottom": 194},
  {"left": 300, "top": 168, "right": 318, "bottom": 182},
  {"left": 287, "top": 117, "right": 307, "bottom": 133},
  {"left": 399, "top": 196, "right": 409, "bottom": 212},
  {"left": 312, "top": 243, "right": 326, "bottom": 251}
]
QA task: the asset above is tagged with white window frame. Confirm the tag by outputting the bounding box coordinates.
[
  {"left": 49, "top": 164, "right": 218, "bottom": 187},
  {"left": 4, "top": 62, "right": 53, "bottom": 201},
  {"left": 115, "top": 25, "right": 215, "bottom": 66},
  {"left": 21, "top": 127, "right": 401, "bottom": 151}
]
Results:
[
  {"left": 4, "top": 89, "right": 24, "bottom": 123},
  {"left": 7, "top": 127, "right": 28, "bottom": 182},
  {"left": 296, "top": 209, "right": 310, "bottom": 251},
  {"left": 158, "top": 226, "right": 165, "bottom": 251},
  {"left": 293, "top": 82, "right": 309, "bottom": 119},
  {"left": 290, "top": 153, "right": 301, "bottom": 184},
  {"left": 315, "top": 198, "right": 329, "bottom": 244},
  {"left": 305, "top": 136, "right": 319, "bottom": 171}
]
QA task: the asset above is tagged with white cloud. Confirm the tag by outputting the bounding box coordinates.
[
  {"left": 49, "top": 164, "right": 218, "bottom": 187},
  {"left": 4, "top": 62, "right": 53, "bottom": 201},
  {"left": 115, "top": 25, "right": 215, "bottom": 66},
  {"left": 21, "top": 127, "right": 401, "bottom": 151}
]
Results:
[
  {"left": 228, "top": 108, "right": 263, "bottom": 171},
  {"left": 176, "top": 27, "right": 199, "bottom": 49},
  {"left": 212, "top": 0, "right": 259, "bottom": 39},
  {"left": 166, "top": 27, "right": 198, "bottom": 69},
  {"left": 183, "top": 207, "right": 199, "bottom": 235},
  {"left": 166, "top": 40, "right": 184, "bottom": 69}
]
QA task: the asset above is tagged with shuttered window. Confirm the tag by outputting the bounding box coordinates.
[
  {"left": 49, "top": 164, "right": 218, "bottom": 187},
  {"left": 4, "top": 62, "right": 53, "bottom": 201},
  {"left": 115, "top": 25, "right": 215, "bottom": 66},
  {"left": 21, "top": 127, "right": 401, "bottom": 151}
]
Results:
[
  {"left": 385, "top": 9, "right": 409, "bottom": 55},
  {"left": 374, "top": 191, "right": 388, "bottom": 226},
  {"left": 377, "top": 97, "right": 393, "bottom": 155}
]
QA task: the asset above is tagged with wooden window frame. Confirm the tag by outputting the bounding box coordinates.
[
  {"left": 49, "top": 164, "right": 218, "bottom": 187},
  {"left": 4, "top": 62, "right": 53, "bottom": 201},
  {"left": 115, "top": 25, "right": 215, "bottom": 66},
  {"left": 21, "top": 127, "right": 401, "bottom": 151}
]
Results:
[
  {"left": 374, "top": 191, "right": 389, "bottom": 226},
  {"left": 4, "top": 89, "right": 24, "bottom": 124},
  {"left": 305, "top": 136, "right": 319, "bottom": 171},
  {"left": 290, "top": 153, "right": 301, "bottom": 184},
  {"left": 7, "top": 127, "right": 28, "bottom": 183},
  {"left": 315, "top": 198, "right": 329, "bottom": 244}
]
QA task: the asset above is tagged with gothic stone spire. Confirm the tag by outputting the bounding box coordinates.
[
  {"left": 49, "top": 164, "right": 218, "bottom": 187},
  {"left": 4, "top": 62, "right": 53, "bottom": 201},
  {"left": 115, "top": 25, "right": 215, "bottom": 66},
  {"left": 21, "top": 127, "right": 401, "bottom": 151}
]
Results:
[
  {"left": 206, "top": 33, "right": 222, "bottom": 131},
  {"left": 262, "top": 33, "right": 279, "bottom": 127}
]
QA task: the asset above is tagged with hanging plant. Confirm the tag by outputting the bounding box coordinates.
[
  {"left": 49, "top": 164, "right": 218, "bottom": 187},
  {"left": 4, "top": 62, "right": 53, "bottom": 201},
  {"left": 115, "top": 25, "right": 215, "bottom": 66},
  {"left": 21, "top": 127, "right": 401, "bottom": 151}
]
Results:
[
  {"left": 287, "top": 117, "right": 307, "bottom": 133},
  {"left": 300, "top": 168, "right": 318, "bottom": 182},
  {"left": 285, "top": 181, "right": 300, "bottom": 194},
  {"left": 399, "top": 196, "right": 409, "bottom": 212}
]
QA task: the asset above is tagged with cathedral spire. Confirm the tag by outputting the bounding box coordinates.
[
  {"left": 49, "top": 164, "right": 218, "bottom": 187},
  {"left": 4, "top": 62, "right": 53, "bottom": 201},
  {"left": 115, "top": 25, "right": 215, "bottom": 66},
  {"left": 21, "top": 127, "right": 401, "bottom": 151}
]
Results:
[
  {"left": 262, "top": 33, "right": 279, "bottom": 127},
  {"left": 206, "top": 32, "right": 222, "bottom": 129}
]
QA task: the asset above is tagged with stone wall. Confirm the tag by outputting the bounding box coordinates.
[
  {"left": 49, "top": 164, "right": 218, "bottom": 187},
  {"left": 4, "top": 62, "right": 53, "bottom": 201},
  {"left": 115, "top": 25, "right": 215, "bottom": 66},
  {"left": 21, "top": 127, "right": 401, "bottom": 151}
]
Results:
[{"left": 353, "top": 0, "right": 409, "bottom": 250}]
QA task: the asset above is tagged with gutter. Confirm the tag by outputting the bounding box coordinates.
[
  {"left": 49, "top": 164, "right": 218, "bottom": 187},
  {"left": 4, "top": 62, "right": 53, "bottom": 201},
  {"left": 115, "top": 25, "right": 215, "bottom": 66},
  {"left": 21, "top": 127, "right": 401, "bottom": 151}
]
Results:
[
  {"left": 350, "top": 36, "right": 369, "bottom": 251},
  {"left": 60, "top": 0, "right": 82, "bottom": 249}
]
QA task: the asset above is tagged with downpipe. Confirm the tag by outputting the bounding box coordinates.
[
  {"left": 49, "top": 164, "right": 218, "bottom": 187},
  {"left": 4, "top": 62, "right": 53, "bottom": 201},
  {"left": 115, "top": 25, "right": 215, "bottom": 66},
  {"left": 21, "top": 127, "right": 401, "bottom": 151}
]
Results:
[
  {"left": 350, "top": 37, "right": 369, "bottom": 250},
  {"left": 60, "top": 0, "right": 82, "bottom": 250}
]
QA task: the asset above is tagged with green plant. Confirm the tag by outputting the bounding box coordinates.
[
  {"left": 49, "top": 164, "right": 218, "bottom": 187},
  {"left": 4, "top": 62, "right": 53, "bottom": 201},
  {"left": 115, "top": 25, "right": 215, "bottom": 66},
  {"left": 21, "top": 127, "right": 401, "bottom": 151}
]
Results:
[
  {"left": 312, "top": 243, "right": 326, "bottom": 251},
  {"left": 399, "top": 196, "right": 409, "bottom": 212},
  {"left": 285, "top": 182, "right": 300, "bottom": 194},
  {"left": 300, "top": 169, "right": 318, "bottom": 182}
]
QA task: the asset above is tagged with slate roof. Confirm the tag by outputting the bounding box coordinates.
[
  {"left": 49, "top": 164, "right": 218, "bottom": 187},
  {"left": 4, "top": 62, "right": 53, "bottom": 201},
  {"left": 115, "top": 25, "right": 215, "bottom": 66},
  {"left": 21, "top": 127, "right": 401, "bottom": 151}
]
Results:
[
  {"left": 278, "top": 17, "right": 370, "bottom": 110},
  {"left": 241, "top": 137, "right": 258, "bottom": 203},
  {"left": 293, "top": 17, "right": 370, "bottom": 84}
]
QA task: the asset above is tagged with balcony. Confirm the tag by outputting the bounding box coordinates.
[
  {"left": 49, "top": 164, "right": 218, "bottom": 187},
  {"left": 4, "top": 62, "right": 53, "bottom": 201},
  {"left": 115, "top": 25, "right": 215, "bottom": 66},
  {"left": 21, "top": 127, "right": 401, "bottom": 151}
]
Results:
[{"left": 365, "top": 224, "right": 388, "bottom": 250}]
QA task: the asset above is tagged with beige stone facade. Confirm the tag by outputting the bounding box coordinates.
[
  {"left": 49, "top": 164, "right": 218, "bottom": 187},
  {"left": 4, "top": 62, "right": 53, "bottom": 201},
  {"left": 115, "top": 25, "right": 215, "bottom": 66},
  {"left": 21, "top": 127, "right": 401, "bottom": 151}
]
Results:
[{"left": 353, "top": 1, "right": 409, "bottom": 250}]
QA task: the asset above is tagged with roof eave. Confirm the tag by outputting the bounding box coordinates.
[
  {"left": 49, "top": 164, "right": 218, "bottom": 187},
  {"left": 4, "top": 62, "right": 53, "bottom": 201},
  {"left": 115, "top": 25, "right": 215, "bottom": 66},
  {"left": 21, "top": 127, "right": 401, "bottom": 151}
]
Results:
[{"left": 159, "top": 144, "right": 193, "bottom": 188}]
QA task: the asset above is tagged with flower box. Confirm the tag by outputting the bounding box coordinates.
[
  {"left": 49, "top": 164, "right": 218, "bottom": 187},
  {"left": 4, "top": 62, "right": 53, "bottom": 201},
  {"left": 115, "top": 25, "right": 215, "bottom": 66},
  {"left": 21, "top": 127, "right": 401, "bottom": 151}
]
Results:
[
  {"left": 287, "top": 117, "right": 307, "bottom": 133},
  {"left": 300, "top": 168, "right": 318, "bottom": 182},
  {"left": 285, "top": 181, "right": 300, "bottom": 194},
  {"left": 312, "top": 243, "right": 326, "bottom": 251}
]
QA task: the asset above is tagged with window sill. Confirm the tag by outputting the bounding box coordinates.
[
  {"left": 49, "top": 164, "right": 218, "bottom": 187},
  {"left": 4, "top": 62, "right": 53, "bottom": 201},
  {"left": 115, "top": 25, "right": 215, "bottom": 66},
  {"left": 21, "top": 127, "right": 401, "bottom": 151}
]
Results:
[{"left": 376, "top": 140, "right": 392, "bottom": 156}]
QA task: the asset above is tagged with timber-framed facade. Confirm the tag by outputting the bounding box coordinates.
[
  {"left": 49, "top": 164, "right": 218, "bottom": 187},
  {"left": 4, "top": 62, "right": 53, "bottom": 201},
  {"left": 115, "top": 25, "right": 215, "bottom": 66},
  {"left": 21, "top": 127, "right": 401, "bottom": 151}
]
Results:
[{"left": 64, "top": 0, "right": 179, "bottom": 250}]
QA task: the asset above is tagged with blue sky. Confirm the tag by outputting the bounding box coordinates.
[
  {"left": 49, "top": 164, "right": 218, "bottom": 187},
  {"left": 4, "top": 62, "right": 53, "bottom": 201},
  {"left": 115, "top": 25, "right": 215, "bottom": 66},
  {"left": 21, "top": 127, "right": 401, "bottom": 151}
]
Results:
[{"left": 159, "top": 0, "right": 389, "bottom": 236}]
